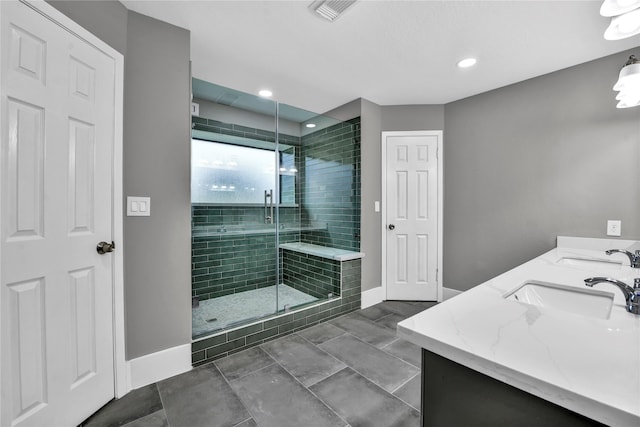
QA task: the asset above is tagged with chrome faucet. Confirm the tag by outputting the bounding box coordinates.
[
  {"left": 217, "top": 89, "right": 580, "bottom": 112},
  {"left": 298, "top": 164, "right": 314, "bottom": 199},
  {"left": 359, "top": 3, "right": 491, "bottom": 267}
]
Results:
[
  {"left": 584, "top": 277, "right": 640, "bottom": 315},
  {"left": 605, "top": 249, "right": 640, "bottom": 268}
]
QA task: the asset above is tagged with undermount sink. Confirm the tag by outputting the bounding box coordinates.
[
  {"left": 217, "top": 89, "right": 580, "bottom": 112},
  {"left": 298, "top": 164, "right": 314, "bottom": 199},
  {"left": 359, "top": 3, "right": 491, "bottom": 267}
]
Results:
[
  {"left": 504, "top": 280, "right": 614, "bottom": 319},
  {"left": 555, "top": 257, "right": 622, "bottom": 270}
]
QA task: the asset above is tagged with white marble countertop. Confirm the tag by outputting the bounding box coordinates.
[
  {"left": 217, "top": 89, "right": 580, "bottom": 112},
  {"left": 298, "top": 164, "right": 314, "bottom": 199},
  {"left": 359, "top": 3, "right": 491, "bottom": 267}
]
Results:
[{"left": 397, "top": 236, "right": 640, "bottom": 427}]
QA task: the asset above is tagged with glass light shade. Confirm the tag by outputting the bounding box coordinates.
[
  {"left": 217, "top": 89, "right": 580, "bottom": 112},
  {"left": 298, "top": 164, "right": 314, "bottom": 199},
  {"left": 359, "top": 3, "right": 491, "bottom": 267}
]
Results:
[
  {"left": 615, "top": 94, "right": 640, "bottom": 108},
  {"left": 600, "top": 0, "right": 640, "bottom": 17},
  {"left": 613, "top": 60, "right": 640, "bottom": 108},
  {"left": 604, "top": 9, "right": 640, "bottom": 39},
  {"left": 613, "top": 62, "right": 640, "bottom": 90}
]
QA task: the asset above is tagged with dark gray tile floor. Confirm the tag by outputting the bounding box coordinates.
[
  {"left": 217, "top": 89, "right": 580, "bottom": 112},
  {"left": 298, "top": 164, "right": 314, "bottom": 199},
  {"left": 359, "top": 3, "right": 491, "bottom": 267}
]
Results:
[{"left": 82, "top": 300, "right": 436, "bottom": 427}]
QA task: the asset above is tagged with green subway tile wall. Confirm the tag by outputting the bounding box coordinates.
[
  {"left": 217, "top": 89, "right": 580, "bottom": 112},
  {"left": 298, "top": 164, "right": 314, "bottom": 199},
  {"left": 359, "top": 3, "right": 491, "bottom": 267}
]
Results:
[
  {"left": 191, "top": 227, "right": 299, "bottom": 301},
  {"left": 190, "top": 116, "right": 361, "bottom": 356},
  {"left": 281, "top": 250, "right": 341, "bottom": 299},
  {"left": 191, "top": 118, "right": 360, "bottom": 299},
  {"left": 192, "top": 117, "right": 300, "bottom": 146},
  {"left": 300, "top": 119, "right": 361, "bottom": 251}
]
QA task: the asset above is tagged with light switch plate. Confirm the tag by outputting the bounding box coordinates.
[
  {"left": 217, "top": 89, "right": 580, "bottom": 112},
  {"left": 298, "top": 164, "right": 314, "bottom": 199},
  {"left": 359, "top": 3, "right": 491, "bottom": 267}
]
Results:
[
  {"left": 606, "top": 220, "right": 621, "bottom": 236},
  {"left": 127, "top": 196, "right": 151, "bottom": 217}
]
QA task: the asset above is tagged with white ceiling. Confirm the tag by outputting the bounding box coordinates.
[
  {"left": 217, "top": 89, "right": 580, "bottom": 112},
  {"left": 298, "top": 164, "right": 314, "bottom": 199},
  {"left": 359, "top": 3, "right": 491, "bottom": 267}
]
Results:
[{"left": 121, "top": 0, "right": 640, "bottom": 114}]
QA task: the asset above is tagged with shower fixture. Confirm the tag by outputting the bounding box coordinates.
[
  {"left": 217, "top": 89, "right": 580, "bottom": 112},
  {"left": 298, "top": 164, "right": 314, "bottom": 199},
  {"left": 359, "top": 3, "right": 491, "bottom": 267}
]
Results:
[{"left": 310, "top": 0, "right": 358, "bottom": 22}]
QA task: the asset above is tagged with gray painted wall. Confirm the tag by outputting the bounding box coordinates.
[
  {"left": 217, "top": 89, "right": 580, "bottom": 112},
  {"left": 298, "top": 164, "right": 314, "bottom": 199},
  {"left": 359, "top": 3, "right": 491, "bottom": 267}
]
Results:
[
  {"left": 49, "top": 2, "right": 192, "bottom": 359},
  {"left": 123, "top": 11, "right": 191, "bottom": 359},
  {"left": 381, "top": 105, "right": 445, "bottom": 131},
  {"left": 360, "top": 100, "right": 384, "bottom": 292},
  {"left": 48, "top": 0, "right": 128, "bottom": 55},
  {"left": 444, "top": 49, "right": 640, "bottom": 292}
]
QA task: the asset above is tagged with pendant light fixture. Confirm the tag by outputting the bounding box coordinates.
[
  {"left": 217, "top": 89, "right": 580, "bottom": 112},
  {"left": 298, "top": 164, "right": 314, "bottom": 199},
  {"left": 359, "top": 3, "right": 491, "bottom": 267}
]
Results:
[
  {"left": 613, "top": 55, "right": 640, "bottom": 108},
  {"left": 310, "top": 0, "right": 358, "bottom": 22},
  {"left": 601, "top": 0, "right": 640, "bottom": 39}
]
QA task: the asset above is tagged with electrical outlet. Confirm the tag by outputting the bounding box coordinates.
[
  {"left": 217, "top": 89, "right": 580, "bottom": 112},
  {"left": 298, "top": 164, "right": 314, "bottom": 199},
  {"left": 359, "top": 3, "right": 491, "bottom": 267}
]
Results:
[{"left": 607, "top": 220, "right": 621, "bottom": 236}]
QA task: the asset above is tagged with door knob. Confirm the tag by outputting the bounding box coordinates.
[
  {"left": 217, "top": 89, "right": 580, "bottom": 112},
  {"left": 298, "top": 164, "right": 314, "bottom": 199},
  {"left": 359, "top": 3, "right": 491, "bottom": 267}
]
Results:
[
  {"left": 97, "top": 241, "right": 115, "bottom": 255},
  {"left": 388, "top": 224, "right": 395, "bottom": 230}
]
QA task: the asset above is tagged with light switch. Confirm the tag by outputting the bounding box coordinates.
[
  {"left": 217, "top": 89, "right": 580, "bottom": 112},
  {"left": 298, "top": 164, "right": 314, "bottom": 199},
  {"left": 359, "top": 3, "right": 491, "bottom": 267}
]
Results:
[
  {"left": 374, "top": 201, "right": 380, "bottom": 212},
  {"left": 127, "top": 196, "right": 151, "bottom": 217}
]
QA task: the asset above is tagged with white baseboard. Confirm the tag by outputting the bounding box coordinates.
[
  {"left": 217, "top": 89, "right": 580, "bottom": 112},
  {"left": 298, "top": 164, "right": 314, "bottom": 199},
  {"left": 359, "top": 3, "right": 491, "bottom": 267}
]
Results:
[
  {"left": 362, "top": 286, "right": 462, "bottom": 307},
  {"left": 361, "top": 286, "right": 384, "bottom": 309},
  {"left": 443, "top": 286, "right": 463, "bottom": 300},
  {"left": 127, "top": 343, "right": 192, "bottom": 391}
]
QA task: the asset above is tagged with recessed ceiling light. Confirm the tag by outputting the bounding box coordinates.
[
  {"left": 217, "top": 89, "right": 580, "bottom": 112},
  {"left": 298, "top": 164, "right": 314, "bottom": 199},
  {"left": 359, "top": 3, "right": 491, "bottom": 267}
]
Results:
[
  {"left": 258, "top": 89, "right": 273, "bottom": 98},
  {"left": 305, "top": 123, "right": 317, "bottom": 128},
  {"left": 457, "top": 58, "right": 477, "bottom": 68}
]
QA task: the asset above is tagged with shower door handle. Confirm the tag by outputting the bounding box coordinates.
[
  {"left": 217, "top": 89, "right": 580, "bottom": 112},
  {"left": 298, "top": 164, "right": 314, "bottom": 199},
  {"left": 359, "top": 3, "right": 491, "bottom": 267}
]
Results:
[{"left": 264, "top": 189, "right": 274, "bottom": 224}]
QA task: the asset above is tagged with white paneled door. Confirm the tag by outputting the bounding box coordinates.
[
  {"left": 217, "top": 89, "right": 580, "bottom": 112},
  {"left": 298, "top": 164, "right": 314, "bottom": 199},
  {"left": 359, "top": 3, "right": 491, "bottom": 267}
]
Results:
[
  {"left": 383, "top": 131, "right": 442, "bottom": 301},
  {"left": 1, "top": 1, "right": 119, "bottom": 426}
]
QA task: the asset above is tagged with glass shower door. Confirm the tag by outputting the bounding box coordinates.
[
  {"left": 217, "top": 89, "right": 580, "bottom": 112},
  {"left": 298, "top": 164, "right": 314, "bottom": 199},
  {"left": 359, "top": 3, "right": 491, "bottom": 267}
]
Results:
[{"left": 191, "top": 80, "right": 281, "bottom": 338}]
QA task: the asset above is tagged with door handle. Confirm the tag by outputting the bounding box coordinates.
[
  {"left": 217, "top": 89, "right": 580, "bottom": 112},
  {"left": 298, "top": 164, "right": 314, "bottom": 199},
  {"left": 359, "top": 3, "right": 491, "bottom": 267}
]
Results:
[
  {"left": 97, "top": 241, "right": 115, "bottom": 255},
  {"left": 388, "top": 224, "right": 395, "bottom": 230},
  {"left": 264, "top": 190, "right": 274, "bottom": 224}
]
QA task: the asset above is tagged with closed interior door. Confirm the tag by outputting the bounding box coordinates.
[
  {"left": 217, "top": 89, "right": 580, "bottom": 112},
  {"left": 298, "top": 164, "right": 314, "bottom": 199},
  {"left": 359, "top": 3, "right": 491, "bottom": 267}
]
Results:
[
  {"left": 384, "top": 132, "right": 440, "bottom": 301},
  {"left": 1, "top": 1, "right": 117, "bottom": 425}
]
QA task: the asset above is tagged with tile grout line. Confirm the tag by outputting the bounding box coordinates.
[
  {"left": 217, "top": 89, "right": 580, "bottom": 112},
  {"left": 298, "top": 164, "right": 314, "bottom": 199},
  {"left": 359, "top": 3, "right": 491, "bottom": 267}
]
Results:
[
  {"left": 215, "top": 359, "right": 265, "bottom": 427},
  {"left": 378, "top": 340, "right": 422, "bottom": 369},
  {"left": 153, "top": 382, "right": 170, "bottom": 427},
  {"left": 219, "top": 360, "right": 279, "bottom": 384},
  {"left": 325, "top": 316, "right": 422, "bottom": 371},
  {"left": 293, "top": 331, "right": 354, "bottom": 385},
  {"left": 319, "top": 332, "right": 420, "bottom": 395},
  {"left": 390, "top": 371, "right": 421, "bottom": 395},
  {"left": 231, "top": 416, "right": 254, "bottom": 427},
  {"left": 257, "top": 342, "right": 351, "bottom": 427}
]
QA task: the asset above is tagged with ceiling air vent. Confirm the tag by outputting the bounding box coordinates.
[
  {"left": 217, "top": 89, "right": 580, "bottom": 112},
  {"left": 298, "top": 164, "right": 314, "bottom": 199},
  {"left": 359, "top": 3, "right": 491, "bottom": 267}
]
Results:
[{"left": 310, "top": 0, "right": 358, "bottom": 22}]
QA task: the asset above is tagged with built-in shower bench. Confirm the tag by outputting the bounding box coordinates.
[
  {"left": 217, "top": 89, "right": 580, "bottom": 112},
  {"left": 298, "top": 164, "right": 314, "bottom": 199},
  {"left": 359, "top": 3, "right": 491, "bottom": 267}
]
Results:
[
  {"left": 278, "top": 242, "right": 364, "bottom": 261},
  {"left": 278, "top": 242, "right": 364, "bottom": 301}
]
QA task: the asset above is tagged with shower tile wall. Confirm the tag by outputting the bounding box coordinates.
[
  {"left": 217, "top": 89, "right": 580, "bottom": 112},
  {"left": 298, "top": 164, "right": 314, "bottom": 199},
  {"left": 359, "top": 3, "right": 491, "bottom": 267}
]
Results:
[
  {"left": 300, "top": 119, "right": 361, "bottom": 251},
  {"left": 280, "top": 250, "right": 340, "bottom": 299},
  {"left": 192, "top": 258, "right": 361, "bottom": 365},
  {"left": 191, "top": 118, "right": 361, "bottom": 300},
  {"left": 192, "top": 206, "right": 299, "bottom": 301},
  {"left": 192, "top": 117, "right": 300, "bottom": 146}
]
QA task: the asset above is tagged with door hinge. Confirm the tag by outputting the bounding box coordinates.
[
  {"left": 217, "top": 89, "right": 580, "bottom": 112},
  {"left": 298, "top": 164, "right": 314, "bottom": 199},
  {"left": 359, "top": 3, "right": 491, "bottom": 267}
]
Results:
[{"left": 436, "top": 268, "right": 439, "bottom": 282}]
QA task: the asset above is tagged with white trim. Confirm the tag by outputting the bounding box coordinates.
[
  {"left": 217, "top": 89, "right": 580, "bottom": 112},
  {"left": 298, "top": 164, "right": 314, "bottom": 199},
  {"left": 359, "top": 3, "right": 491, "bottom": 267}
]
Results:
[
  {"left": 381, "top": 130, "right": 444, "bottom": 302},
  {"left": 361, "top": 286, "right": 384, "bottom": 309},
  {"left": 24, "top": 0, "right": 127, "bottom": 398},
  {"left": 112, "top": 55, "right": 126, "bottom": 398},
  {"left": 443, "top": 287, "right": 463, "bottom": 301},
  {"left": 127, "top": 344, "right": 192, "bottom": 390}
]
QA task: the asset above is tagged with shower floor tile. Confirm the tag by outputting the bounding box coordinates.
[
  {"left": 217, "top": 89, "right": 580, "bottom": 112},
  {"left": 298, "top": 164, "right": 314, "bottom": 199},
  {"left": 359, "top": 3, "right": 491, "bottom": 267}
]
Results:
[{"left": 192, "top": 284, "right": 318, "bottom": 336}]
